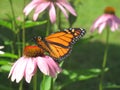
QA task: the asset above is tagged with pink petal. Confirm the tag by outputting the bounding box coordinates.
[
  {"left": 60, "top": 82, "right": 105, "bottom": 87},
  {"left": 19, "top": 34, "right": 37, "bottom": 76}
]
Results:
[
  {"left": 98, "top": 22, "right": 106, "bottom": 34},
  {"left": 23, "top": 0, "right": 38, "bottom": 16},
  {"left": 45, "top": 56, "right": 61, "bottom": 73},
  {"left": 33, "top": 2, "right": 50, "bottom": 21},
  {"left": 0, "top": 51, "right": 4, "bottom": 54},
  {"left": 56, "top": 2, "right": 68, "bottom": 19},
  {"left": 110, "top": 20, "right": 117, "bottom": 31},
  {"left": 0, "top": 46, "right": 4, "bottom": 49},
  {"left": 36, "top": 57, "right": 50, "bottom": 75},
  {"left": 0, "top": 46, "right": 4, "bottom": 54},
  {"left": 36, "top": 56, "right": 62, "bottom": 77},
  {"left": 110, "top": 15, "right": 120, "bottom": 31},
  {"left": 45, "top": 56, "right": 62, "bottom": 77},
  {"left": 90, "top": 25, "right": 96, "bottom": 33},
  {"left": 93, "top": 14, "right": 111, "bottom": 29},
  {"left": 90, "top": 14, "right": 112, "bottom": 33},
  {"left": 8, "top": 59, "right": 20, "bottom": 78},
  {"left": 58, "top": 0, "right": 77, "bottom": 16},
  {"left": 25, "top": 58, "right": 37, "bottom": 83},
  {"left": 9, "top": 56, "right": 27, "bottom": 83},
  {"left": 114, "top": 15, "right": 120, "bottom": 24},
  {"left": 49, "top": 3, "right": 56, "bottom": 23}
]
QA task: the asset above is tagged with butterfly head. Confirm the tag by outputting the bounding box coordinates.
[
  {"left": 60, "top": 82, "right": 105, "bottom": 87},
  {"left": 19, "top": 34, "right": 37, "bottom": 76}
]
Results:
[{"left": 33, "top": 36, "right": 42, "bottom": 43}]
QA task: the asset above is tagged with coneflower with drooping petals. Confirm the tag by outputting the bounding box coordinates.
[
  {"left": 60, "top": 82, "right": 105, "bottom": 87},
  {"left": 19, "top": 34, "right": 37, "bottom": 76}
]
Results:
[
  {"left": 23, "top": 0, "right": 77, "bottom": 23},
  {"left": 90, "top": 6, "right": 120, "bottom": 34},
  {"left": 8, "top": 46, "right": 62, "bottom": 83}
]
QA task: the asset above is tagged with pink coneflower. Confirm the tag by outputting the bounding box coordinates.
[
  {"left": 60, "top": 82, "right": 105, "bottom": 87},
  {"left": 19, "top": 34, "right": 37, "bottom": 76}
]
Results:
[
  {"left": 8, "top": 46, "right": 62, "bottom": 83},
  {"left": 23, "top": 0, "right": 77, "bottom": 23},
  {"left": 90, "top": 6, "right": 120, "bottom": 34}
]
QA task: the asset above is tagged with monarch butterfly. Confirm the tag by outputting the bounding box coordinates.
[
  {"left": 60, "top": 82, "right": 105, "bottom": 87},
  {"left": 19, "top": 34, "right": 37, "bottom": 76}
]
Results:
[{"left": 33, "top": 28, "right": 86, "bottom": 61}]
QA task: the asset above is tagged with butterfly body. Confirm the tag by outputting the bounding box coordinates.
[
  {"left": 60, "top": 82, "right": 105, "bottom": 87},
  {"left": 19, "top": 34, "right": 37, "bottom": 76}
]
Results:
[{"left": 34, "top": 28, "right": 86, "bottom": 61}]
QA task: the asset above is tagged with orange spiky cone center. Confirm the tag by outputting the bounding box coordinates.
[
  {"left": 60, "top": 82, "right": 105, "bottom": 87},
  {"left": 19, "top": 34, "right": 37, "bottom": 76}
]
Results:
[
  {"left": 24, "top": 46, "right": 44, "bottom": 57},
  {"left": 104, "top": 6, "right": 115, "bottom": 15}
]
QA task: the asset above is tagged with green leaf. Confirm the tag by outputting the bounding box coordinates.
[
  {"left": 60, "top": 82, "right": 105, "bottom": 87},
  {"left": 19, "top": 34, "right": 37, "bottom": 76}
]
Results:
[
  {"left": 89, "top": 68, "right": 101, "bottom": 73},
  {"left": 0, "top": 19, "right": 12, "bottom": 29},
  {"left": 105, "top": 83, "right": 120, "bottom": 88},
  {"left": 62, "top": 69, "right": 69, "bottom": 75},
  {"left": 62, "top": 68, "right": 104, "bottom": 81},
  {"left": 0, "top": 53, "right": 18, "bottom": 59},
  {"left": 0, "top": 60, "right": 10, "bottom": 65},
  {"left": 77, "top": 74, "right": 98, "bottom": 80},
  {"left": 24, "top": 20, "right": 47, "bottom": 28},
  {"left": 0, "top": 65, "right": 11, "bottom": 72},
  {"left": 40, "top": 75, "right": 52, "bottom": 90}
]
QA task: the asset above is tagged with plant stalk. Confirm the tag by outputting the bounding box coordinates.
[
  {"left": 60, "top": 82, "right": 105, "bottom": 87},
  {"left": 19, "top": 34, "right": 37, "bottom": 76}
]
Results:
[{"left": 99, "top": 27, "right": 110, "bottom": 90}]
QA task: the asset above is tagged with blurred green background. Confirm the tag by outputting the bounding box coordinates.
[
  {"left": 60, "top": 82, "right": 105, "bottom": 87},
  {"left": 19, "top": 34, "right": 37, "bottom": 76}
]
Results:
[{"left": 0, "top": 0, "right": 120, "bottom": 90}]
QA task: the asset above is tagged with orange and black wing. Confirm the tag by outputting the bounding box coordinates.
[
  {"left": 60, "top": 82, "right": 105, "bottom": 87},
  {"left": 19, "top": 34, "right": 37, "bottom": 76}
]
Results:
[{"left": 45, "top": 28, "right": 86, "bottom": 60}]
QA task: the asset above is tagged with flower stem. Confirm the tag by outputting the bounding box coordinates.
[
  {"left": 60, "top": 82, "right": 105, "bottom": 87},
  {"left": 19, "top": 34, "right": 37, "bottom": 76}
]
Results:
[
  {"left": 33, "top": 73, "right": 37, "bottom": 90},
  {"left": 10, "top": 42, "right": 14, "bottom": 61},
  {"left": 99, "top": 27, "right": 110, "bottom": 90},
  {"left": 22, "top": 19, "right": 25, "bottom": 49},
  {"left": 22, "top": 0, "right": 26, "bottom": 49},
  {"left": 9, "top": 0, "right": 17, "bottom": 29},
  {"left": 17, "top": 30, "right": 21, "bottom": 57},
  {"left": 56, "top": 7, "right": 61, "bottom": 29},
  {"left": 43, "top": 75, "right": 46, "bottom": 90},
  {"left": 19, "top": 80, "right": 23, "bottom": 90},
  {"left": 9, "top": 0, "right": 16, "bottom": 61},
  {"left": 50, "top": 78, "right": 54, "bottom": 90},
  {"left": 46, "top": 15, "right": 50, "bottom": 36}
]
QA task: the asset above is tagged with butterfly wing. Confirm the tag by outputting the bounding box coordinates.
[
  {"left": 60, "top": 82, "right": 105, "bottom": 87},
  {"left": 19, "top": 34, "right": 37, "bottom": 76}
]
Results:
[
  {"left": 45, "top": 28, "right": 86, "bottom": 60},
  {"left": 46, "top": 43, "right": 71, "bottom": 60}
]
